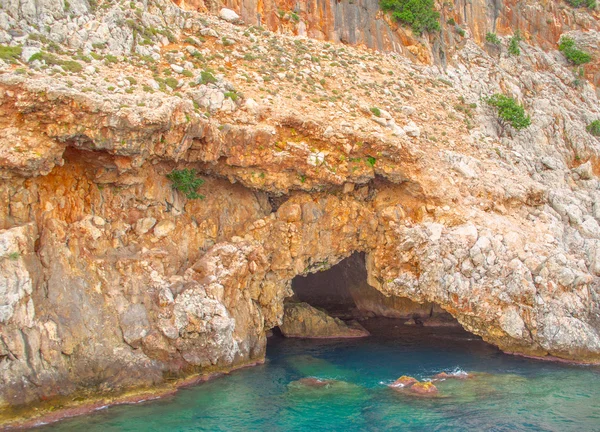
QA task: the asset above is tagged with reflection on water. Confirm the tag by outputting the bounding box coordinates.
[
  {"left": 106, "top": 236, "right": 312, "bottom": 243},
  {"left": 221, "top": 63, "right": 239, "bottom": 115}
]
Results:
[{"left": 41, "top": 318, "right": 600, "bottom": 432}]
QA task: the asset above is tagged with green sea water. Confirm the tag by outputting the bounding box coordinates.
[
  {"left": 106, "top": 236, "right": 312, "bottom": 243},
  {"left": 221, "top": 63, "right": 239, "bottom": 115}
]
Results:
[{"left": 40, "top": 319, "right": 600, "bottom": 431}]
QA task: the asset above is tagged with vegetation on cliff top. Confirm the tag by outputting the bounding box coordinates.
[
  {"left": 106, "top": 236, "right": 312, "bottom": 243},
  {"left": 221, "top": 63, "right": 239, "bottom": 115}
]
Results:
[
  {"left": 167, "top": 168, "right": 205, "bottom": 200},
  {"left": 485, "top": 94, "right": 531, "bottom": 132},
  {"left": 379, "top": 0, "right": 440, "bottom": 35}
]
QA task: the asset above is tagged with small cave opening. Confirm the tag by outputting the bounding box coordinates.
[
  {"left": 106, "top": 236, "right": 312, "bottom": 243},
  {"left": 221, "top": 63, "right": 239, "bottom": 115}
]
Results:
[
  {"left": 274, "top": 252, "right": 462, "bottom": 340},
  {"left": 290, "top": 252, "right": 457, "bottom": 325}
]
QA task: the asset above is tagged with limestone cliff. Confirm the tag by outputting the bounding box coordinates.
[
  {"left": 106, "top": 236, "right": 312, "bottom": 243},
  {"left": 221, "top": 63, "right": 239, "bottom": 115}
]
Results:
[
  {"left": 185, "top": 0, "right": 600, "bottom": 88},
  {"left": 0, "top": 0, "right": 599, "bottom": 427}
]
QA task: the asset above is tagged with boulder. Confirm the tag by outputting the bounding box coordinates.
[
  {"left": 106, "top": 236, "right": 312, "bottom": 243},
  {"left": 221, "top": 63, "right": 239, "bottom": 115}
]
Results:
[
  {"left": 219, "top": 8, "right": 240, "bottom": 23},
  {"left": 279, "top": 302, "right": 369, "bottom": 338}
]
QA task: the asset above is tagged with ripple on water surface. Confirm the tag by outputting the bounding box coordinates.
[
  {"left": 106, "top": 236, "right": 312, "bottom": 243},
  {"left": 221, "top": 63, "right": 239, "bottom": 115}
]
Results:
[{"left": 40, "top": 318, "right": 600, "bottom": 432}]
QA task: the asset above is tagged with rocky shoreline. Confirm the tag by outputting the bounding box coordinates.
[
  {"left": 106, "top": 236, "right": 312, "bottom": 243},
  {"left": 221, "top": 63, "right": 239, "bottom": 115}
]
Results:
[{"left": 0, "top": 358, "right": 265, "bottom": 430}]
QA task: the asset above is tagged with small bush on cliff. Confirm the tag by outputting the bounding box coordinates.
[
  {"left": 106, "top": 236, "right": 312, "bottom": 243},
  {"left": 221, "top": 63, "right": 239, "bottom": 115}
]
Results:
[
  {"left": 167, "top": 169, "right": 205, "bottom": 200},
  {"left": 566, "top": 0, "right": 596, "bottom": 8},
  {"left": 485, "top": 32, "right": 501, "bottom": 45},
  {"left": 485, "top": 94, "right": 531, "bottom": 133},
  {"left": 558, "top": 36, "right": 592, "bottom": 65},
  {"left": 508, "top": 32, "right": 521, "bottom": 56},
  {"left": 587, "top": 120, "right": 600, "bottom": 136},
  {"left": 379, "top": 0, "right": 441, "bottom": 35}
]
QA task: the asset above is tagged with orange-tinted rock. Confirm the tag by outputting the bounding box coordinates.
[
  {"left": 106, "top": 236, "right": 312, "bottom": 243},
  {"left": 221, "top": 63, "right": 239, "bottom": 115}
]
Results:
[
  {"left": 409, "top": 382, "right": 438, "bottom": 395},
  {"left": 390, "top": 376, "right": 418, "bottom": 388}
]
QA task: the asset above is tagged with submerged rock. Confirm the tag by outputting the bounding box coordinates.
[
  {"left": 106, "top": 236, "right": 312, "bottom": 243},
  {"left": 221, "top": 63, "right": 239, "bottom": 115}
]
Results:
[
  {"left": 410, "top": 382, "right": 438, "bottom": 395},
  {"left": 390, "top": 375, "right": 418, "bottom": 388},
  {"left": 279, "top": 302, "right": 370, "bottom": 339},
  {"left": 433, "top": 371, "right": 470, "bottom": 380},
  {"left": 388, "top": 375, "right": 439, "bottom": 397},
  {"left": 293, "top": 377, "right": 338, "bottom": 388}
]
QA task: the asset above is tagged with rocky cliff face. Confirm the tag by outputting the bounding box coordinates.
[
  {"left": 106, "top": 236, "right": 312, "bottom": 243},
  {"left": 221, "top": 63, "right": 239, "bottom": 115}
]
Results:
[
  {"left": 0, "top": 0, "right": 600, "bottom": 427},
  {"left": 184, "top": 0, "right": 600, "bottom": 88}
]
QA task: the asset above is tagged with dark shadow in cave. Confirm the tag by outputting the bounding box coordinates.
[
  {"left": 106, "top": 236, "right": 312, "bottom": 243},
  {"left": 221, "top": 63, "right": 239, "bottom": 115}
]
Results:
[{"left": 290, "top": 252, "right": 459, "bottom": 326}]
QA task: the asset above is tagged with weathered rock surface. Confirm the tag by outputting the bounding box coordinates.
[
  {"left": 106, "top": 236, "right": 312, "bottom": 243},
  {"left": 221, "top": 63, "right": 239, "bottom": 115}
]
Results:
[
  {"left": 0, "top": 0, "right": 599, "bottom": 427},
  {"left": 280, "top": 302, "right": 370, "bottom": 338}
]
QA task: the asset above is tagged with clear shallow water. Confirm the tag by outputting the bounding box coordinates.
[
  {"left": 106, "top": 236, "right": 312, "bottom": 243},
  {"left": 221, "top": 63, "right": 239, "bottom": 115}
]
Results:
[{"left": 41, "top": 319, "right": 600, "bottom": 432}]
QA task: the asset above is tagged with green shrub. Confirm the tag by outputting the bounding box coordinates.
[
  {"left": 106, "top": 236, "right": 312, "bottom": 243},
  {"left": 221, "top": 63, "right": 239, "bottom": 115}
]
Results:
[
  {"left": 485, "top": 93, "right": 531, "bottom": 131},
  {"left": 182, "top": 69, "right": 194, "bottom": 78},
  {"left": 165, "top": 77, "right": 179, "bottom": 89},
  {"left": 485, "top": 32, "right": 501, "bottom": 45},
  {"left": 224, "top": 90, "right": 239, "bottom": 102},
  {"left": 587, "top": 120, "right": 600, "bottom": 136},
  {"left": 379, "top": 0, "right": 441, "bottom": 35},
  {"left": 61, "top": 60, "right": 82, "bottom": 72},
  {"left": 446, "top": 18, "right": 455, "bottom": 25},
  {"left": 0, "top": 45, "right": 22, "bottom": 63},
  {"left": 370, "top": 107, "right": 381, "bottom": 117},
  {"left": 558, "top": 36, "right": 592, "bottom": 65},
  {"left": 166, "top": 168, "right": 205, "bottom": 199},
  {"left": 508, "top": 32, "right": 521, "bottom": 56},
  {"left": 366, "top": 156, "right": 377, "bottom": 167},
  {"left": 456, "top": 27, "right": 465, "bottom": 37},
  {"left": 199, "top": 70, "right": 217, "bottom": 84},
  {"left": 566, "top": 0, "right": 596, "bottom": 8}
]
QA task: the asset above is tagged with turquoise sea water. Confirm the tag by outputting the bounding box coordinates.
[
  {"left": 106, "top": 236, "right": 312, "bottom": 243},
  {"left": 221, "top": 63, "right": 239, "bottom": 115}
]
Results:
[{"left": 41, "top": 319, "right": 600, "bottom": 432}]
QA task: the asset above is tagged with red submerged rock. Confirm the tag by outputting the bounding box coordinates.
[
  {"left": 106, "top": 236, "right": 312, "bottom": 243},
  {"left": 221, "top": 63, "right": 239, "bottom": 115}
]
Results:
[
  {"left": 410, "top": 382, "right": 438, "bottom": 395},
  {"left": 297, "top": 377, "right": 335, "bottom": 388},
  {"left": 390, "top": 375, "right": 418, "bottom": 388},
  {"left": 433, "top": 371, "right": 469, "bottom": 380}
]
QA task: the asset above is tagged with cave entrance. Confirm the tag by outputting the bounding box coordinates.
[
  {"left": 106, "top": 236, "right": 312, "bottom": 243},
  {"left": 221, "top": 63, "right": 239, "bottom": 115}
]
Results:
[
  {"left": 290, "top": 252, "right": 365, "bottom": 318},
  {"left": 288, "top": 252, "right": 459, "bottom": 326}
]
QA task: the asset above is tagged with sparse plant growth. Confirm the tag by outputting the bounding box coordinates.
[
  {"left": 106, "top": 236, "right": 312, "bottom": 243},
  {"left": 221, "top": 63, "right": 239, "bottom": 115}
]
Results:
[
  {"left": 366, "top": 156, "right": 377, "bottom": 167},
  {"left": 446, "top": 18, "right": 456, "bottom": 25},
  {"left": 456, "top": 26, "right": 465, "bottom": 37},
  {"left": 199, "top": 70, "right": 217, "bottom": 85},
  {"left": 379, "top": 0, "right": 441, "bottom": 35},
  {"left": 165, "top": 77, "right": 179, "bottom": 89},
  {"left": 7, "top": 252, "right": 20, "bottom": 260},
  {"left": 558, "top": 36, "right": 592, "bottom": 65},
  {"left": 0, "top": 45, "right": 23, "bottom": 63},
  {"left": 224, "top": 90, "right": 240, "bottom": 102},
  {"left": 508, "top": 32, "right": 521, "bottom": 56},
  {"left": 104, "top": 54, "right": 119, "bottom": 64},
  {"left": 370, "top": 107, "right": 382, "bottom": 117},
  {"left": 166, "top": 169, "right": 205, "bottom": 200},
  {"left": 485, "top": 93, "right": 531, "bottom": 133},
  {"left": 485, "top": 32, "right": 501, "bottom": 45},
  {"left": 61, "top": 60, "right": 82, "bottom": 72},
  {"left": 587, "top": 120, "right": 600, "bottom": 136}
]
